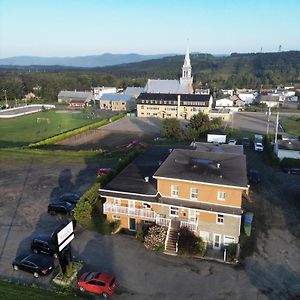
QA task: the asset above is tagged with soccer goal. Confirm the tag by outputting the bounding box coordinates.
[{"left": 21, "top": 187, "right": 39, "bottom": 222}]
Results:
[{"left": 37, "top": 117, "right": 50, "bottom": 124}]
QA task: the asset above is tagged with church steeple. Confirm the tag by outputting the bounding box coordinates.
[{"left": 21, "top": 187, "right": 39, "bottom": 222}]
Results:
[{"left": 180, "top": 44, "right": 193, "bottom": 92}]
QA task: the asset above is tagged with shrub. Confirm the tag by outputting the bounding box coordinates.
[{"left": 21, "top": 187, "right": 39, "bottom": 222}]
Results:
[
  {"left": 280, "top": 157, "right": 300, "bottom": 168},
  {"left": 144, "top": 226, "right": 167, "bottom": 250},
  {"left": 178, "top": 227, "right": 205, "bottom": 256}
]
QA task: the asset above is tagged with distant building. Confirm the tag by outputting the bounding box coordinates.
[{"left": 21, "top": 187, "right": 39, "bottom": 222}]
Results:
[
  {"left": 97, "top": 93, "right": 135, "bottom": 111},
  {"left": 92, "top": 87, "right": 117, "bottom": 100},
  {"left": 207, "top": 129, "right": 227, "bottom": 143},
  {"left": 69, "top": 100, "right": 87, "bottom": 109},
  {"left": 57, "top": 90, "right": 93, "bottom": 104},
  {"left": 215, "top": 98, "right": 234, "bottom": 108},
  {"left": 136, "top": 93, "right": 212, "bottom": 119},
  {"left": 195, "top": 88, "right": 210, "bottom": 95},
  {"left": 259, "top": 95, "right": 280, "bottom": 108},
  {"left": 236, "top": 89, "right": 257, "bottom": 105},
  {"left": 221, "top": 89, "right": 234, "bottom": 97},
  {"left": 124, "top": 87, "right": 145, "bottom": 99}
]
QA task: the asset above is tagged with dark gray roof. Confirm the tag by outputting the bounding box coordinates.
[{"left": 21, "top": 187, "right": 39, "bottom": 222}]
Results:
[
  {"left": 58, "top": 91, "right": 92, "bottom": 100},
  {"left": 153, "top": 149, "right": 248, "bottom": 188},
  {"left": 137, "top": 93, "right": 210, "bottom": 102},
  {"left": 124, "top": 87, "right": 145, "bottom": 96},
  {"left": 207, "top": 129, "right": 226, "bottom": 135},
  {"left": 158, "top": 197, "right": 242, "bottom": 215},
  {"left": 193, "top": 142, "right": 244, "bottom": 154}
]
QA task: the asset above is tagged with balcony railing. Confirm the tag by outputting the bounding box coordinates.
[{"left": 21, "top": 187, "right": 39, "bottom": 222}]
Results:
[
  {"left": 180, "top": 220, "right": 197, "bottom": 232},
  {"left": 103, "top": 203, "right": 156, "bottom": 220},
  {"left": 155, "top": 216, "right": 171, "bottom": 228}
]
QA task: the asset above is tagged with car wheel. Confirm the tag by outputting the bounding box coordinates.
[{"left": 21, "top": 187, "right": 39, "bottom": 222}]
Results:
[
  {"left": 79, "top": 286, "right": 85, "bottom": 292},
  {"left": 13, "top": 265, "right": 19, "bottom": 271},
  {"left": 49, "top": 210, "right": 56, "bottom": 216},
  {"left": 33, "top": 272, "right": 39, "bottom": 278},
  {"left": 102, "top": 292, "right": 109, "bottom": 298}
]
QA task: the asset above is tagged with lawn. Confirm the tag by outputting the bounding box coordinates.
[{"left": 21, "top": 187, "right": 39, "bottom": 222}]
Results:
[
  {"left": 0, "top": 280, "right": 81, "bottom": 300},
  {"left": 0, "top": 110, "right": 108, "bottom": 148},
  {"left": 281, "top": 116, "right": 300, "bottom": 136}
]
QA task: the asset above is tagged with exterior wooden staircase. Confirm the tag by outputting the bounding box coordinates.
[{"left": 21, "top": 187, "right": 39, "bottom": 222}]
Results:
[{"left": 164, "top": 220, "right": 180, "bottom": 256}]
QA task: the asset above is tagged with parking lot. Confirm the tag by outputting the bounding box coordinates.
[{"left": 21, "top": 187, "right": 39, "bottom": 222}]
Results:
[{"left": 0, "top": 143, "right": 300, "bottom": 299}]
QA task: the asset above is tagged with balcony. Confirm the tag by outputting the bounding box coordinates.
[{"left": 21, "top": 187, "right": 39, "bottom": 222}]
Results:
[{"left": 180, "top": 220, "right": 197, "bottom": 232}]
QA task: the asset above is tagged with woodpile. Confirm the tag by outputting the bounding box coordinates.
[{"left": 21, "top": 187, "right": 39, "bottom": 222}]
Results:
[{"left": 144, "top": 226, "right": 167, "bottom": 250}]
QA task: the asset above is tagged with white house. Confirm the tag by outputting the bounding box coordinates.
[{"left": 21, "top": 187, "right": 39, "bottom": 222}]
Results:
[
  {"left": 216, "top": 98, "right": 234, "bottom": 108},
  {"left": 259, "top": 95, "right": 280, "bottom": 108},
  {"left": 274, "top": 140, "right": 300, "bottom": 160},
  {"left": 92, "top": 87, "right": 117, "bottom": 100},
  {"left": 221, "top": 89, "right": 234, "bottom": 96}
]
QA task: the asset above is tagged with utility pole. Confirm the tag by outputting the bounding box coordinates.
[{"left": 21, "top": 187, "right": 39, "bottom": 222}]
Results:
[
  {"left": 266, "top": 106, "right": 271, "bottom": 135},
  {"left": 4, "top": 89, "right": 8, "bottom": 107},
  {"left": 274, "top": 101, "right": 280, "bottom": 143}
]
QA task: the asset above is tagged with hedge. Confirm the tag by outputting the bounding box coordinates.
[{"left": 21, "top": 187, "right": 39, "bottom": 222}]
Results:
[{"left": 28, "top": 112, "right": 125, "bottom": 148}]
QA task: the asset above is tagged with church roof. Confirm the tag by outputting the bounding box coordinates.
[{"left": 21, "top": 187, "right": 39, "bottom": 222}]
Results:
[{"left": 145, "top": 79, "right": 181, "bottom": 93}]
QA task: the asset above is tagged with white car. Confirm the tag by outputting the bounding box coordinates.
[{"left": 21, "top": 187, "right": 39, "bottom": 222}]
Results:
[
  {"left": 228, "top": 139, "right": 237, "bottom": 145},
  {"left": 254, "top": 142, "right": 264, "bottom": 151}
]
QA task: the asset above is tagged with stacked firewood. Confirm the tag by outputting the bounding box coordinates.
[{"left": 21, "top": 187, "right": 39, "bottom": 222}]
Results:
[{"left": 144, "top": 226, "right": 167, "bottom": 250}]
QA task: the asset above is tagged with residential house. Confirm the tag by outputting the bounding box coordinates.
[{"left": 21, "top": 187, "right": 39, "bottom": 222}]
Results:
[
  {"left": 136, "top": 93, "right": 212, "bottom": 119},
  {"left": 215, "top": 98, "right": 234, "bottom": 108},
  {"left": 236, "top": 89, "right": 257, "bottom": 105},
  {"left": 124, "top": 87, "right": 145, "bottom": 99},
  {"left": 195, "top": 88, "right": 210, "bottom": 95},
  {"left": 100, "top": 145, "right": 248, "bottom": 252},
  {"left": 207, "top": 129, "right": 227, "bottom": 144},
  {"left": 57, "top": 90, "right": 93, "bottom": 105},
  {"left": 274, "top": 140, "right": 300, "bottom": 160},
  {"left": 259, "top": 95, "right": 280, "bottom": 108},
  {"left": 97, "top": 93, "right": 135, "bottom": 111},
  {"left": 92, "top": 87, "right": 117, "bottom": 100},
  {"left": 221, "top": 89, "right": 234, "bottom": 97}
]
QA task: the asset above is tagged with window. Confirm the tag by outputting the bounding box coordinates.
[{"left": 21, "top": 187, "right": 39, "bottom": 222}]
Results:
[
  {"left": 113, "top": 198, "right": 121, "bottom": 205},
  {"left": 171, "top": 185, "right": 179, "bottom": 198},
  {"left": 113, "top": 215, "right": 120, "bottom": 220},
  {"left": 142, "top": 202, "right": 151, "bottom": 209},
  {"left": 190, "top": 188, "right": 198, "bottom": 200},
  {"left": 217, "top": 191, "right": 226, "bottom": 200},
  {"left": 170, "top": 206, "right": 179, "bottom": 216},
  {"left": 217, "top": 214, "right": 224, "bottom": 224}
]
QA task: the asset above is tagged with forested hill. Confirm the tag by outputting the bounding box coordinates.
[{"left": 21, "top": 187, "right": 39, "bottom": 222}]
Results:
[
  {"left": 99, "top": 51, "right": 300, "bottom": 88},
  {"left": 0, "top": 51, "right": 299, "bottom": 101}
]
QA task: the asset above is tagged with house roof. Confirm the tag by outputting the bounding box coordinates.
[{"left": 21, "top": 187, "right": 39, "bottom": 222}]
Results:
[
  {"left": 153, "top": 149, "right": 248, "bottom": 188},
  {"left": 100, "top": 93, "right": 132, "bottom": 101},
  {"left": 277, "top": 140, "right": 300, "bottom": 151},
  {"left": 207, "top": 129, "right": 226, "bottom": 135},
  {"left": 124, "top": 87, "right": 145, "bottom": 96},
  {"left": 145, "top": 79, "right": 182, "bottom": 93},
  {"left": 193, "top": 142, "right": 244, "bottom": 155},
  {"left": 260, "top": 95, "right": 280, "bottom": 102},
  {"left": 58, "top": 91, "right": 92, "bottom": 100},
  {"left": 137, "top": 93, "right": 210, "bottom": 102}
]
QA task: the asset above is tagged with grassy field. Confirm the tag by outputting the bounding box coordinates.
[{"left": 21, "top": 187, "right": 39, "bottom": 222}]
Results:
[
  {"left": 281, "top": 117, "right": 300, "bottom": 137},
  {"left": 0, "top": 280, "right": 81, "bottom": 300},
  {"left": 0, "top": 110, "right": 108, "bottom": 148}
]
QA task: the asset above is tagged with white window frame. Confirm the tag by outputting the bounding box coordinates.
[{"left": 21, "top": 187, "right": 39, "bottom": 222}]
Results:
[
  {"left": 217, "top": 214, "right": 224, "bottom": 224},
  {"left": 171, "top": 185, "right": 179, "bottom": 198},
  {"left": 190, "top": 188, "right": 198, "bottom": 200},
  {"left": 217, "top": 191, "right": 226, "bottom": 201},
  {"left": 170, "top": 206, "right": 179, "bottom": 216}
]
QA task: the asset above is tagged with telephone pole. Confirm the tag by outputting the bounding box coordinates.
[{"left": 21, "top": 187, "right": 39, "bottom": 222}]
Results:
[
  {"left": 274, "top": 101, "right": 280, "bottom": 143},
  {"left": 4, "top": 89, "right": 8, "bottom": 107},
  {"left": 266, "top": 106, "right": 271, "bottom": 135}
]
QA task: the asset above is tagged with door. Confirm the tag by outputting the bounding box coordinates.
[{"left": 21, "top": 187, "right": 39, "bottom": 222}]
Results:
[
  {"left": 129, "top": 218, "right": 136, "bottom": 231},
  {"left": 213, "top": 234, "right": 221, "bottom": 250}
]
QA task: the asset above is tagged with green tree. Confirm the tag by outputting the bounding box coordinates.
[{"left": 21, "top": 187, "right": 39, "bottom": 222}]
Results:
[
  {"left": 189, "top": 112, "right": 211, "bottom": 131},
  {"left": 161, "top": 118, "right": 181, "bottom": 139}
]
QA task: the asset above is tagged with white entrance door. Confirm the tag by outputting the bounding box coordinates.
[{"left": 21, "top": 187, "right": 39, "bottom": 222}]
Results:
[{"left": 213, "top": 234, "right": 221, "bottom": 249}]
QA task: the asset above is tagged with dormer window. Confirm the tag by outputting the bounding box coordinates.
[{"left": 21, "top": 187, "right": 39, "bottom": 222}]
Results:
[
  {"left": 171, "top": 185, "right": 179, "bottom": 198},
  {"left": 217, "top": 191, "right": 226, "bottom": 201}
]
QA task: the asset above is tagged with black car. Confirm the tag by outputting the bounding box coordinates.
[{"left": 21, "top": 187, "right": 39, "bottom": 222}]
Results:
[
  {"left": 48, "top": 201, "right": 75, "bottom": 216},
  {"left": 31, "top": 234, "right": 57, "bottom": 257},
  {"left": 283, "top": 167, "right": 300, "bottom": 175},
  {"left": 12, "top": 253, "right": 54, "bottom": 278},
  {"left": 248, "top": 169, "right": 261, "bottom": 184},
  {"left": 242, "top": 137, "right": 250, "bottom": 147},
  {"left": 59, "top": 193, "right": 80, "bottom": 204}
]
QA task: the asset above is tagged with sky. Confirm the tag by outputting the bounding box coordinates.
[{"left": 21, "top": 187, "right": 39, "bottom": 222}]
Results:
[{"left": 0, "top": 0, "right": 300, "bottom": 58}]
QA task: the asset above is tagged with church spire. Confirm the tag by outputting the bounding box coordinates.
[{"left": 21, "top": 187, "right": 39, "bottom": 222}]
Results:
[
  {"left": 183, "top": 45, "right": 191, "bottom": 67},
  {"left": 180, "top": 42, "right": 193, "bottom": 93}
]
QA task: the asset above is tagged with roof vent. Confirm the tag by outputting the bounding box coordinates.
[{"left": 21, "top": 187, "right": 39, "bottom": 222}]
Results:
[
  {"left": 217, "top": 163, "right": 221, "bottom": 168},
  {"left": 144, "top": 176, "right": 149, "bottom": 182}
]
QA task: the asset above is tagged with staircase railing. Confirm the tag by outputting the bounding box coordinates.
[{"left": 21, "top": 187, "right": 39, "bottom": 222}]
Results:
[{"left": 164, "top": 221, "right": 171, "bottom": 251}]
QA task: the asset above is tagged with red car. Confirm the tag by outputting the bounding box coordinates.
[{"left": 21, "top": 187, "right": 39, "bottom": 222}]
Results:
[
  {"left": 77, "top": 271, "right": 117, "bottom": 298},
  {"left": 97, "top": 168, "right": 112, "bottom": 177}
]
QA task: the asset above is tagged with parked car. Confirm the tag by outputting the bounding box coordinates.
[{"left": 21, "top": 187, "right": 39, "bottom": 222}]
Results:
[
  {"left": 242, "top": 137, "right": 250, "bottom": 147},
  {"left": 248, "top": 169, "right": 261, "bottom": 184},
  {"left": 48, "top": 201, "right": 75, "bottom": 216},
  {"left": 59, "top": 193, "right": 80, "bottom": 204},
  {"left": 31, "top": 234, "right": 57, "bottom": 257},
  {"left": 97, "top": 168, "right": 113, "bottom": 177},
  {"left": 228, "top": 139, "right": 237, "bottom": 145},
  {"left": 254, "top": 142, "right": 264, "bottom": 152},
  {"left": 12, "top": 253, "right": 54, "bottom": 278},
  {"left": 77, "top": 271, "right": 117, "bottom": 298},
  {"left": 283, "top": 166, "right": 300, "bottom": 175}
]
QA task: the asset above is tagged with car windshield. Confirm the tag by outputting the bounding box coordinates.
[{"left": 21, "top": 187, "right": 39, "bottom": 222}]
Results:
[{"left": 85, "top": 272, "right": 100, "bottom": 282}]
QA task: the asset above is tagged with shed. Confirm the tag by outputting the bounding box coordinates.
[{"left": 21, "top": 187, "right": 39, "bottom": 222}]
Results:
[
  {"left": 207, "top": 129, "right": 227, "bottom": 143},
  {"left": 274, "top": 140, "right": 300, "bottom": 160}
]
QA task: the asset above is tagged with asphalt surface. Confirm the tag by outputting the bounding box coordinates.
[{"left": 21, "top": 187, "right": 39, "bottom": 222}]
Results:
[{"left": 0, "top": 145, "right": 300, "bottom": 299}]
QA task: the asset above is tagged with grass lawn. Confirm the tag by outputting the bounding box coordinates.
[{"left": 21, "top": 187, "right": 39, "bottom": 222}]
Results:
[
  {"left": 281, "top": 117, "right": 300, "bottom": 136},
  {"left": 0, "top": 280, "right": 81, "bottom": 300},
  {"left": 0, "top": 110, "right": 108, "bottom": 148}
]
